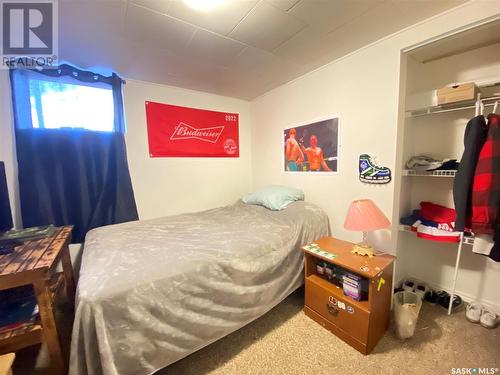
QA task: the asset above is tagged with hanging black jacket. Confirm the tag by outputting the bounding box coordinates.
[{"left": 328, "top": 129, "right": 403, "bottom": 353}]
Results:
[{"left": 453, "top": 115, "right": 488, "bottom": 231}]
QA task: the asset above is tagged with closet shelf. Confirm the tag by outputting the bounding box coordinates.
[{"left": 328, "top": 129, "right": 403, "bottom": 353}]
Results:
[
  {"left": 406, "top": 95, "right": 500, "bottom": 118},
  {"left": 402, "top": 169, "right": 457, "bottom": 177},
  {"left": 399, "top": 225, "right": 475, "bottom": 245}
]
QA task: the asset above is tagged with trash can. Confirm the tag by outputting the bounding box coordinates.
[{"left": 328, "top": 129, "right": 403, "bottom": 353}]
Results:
[{"left": 393, "top": 291, "right": 422, "bottom": 339}]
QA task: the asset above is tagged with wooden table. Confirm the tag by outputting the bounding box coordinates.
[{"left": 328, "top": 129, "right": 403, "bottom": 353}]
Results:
[
  {"left": 302, "top": 237, "right": 396, "bottom": 354},
  {"left": 0, "top": 226, "right": 75, "bottom": 374}
]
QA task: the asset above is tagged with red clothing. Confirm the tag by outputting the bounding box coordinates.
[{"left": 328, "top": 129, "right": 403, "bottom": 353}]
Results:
[
  {"left": 470, "top": 114, "right": 500, "bottom": 236},
  {"left": 420, "top": 201, "right": 456, "bottom": 228}
]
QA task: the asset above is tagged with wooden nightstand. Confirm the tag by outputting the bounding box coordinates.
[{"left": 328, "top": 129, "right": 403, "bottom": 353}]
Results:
[
  {"left": 302, "top": 237, "right": 395, "bottom": 355},
  {"left": 0, "top": 226, "right": 75, "bottom": 374}
]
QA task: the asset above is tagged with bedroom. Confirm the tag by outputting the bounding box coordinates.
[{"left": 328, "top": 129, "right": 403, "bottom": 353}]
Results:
[{"left": 0, "top": 0, "right": 499, "bottom": 374}]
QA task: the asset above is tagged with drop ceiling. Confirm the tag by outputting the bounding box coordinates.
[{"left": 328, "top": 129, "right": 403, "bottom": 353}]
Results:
[{"left": 59, "top": 0, "right": 466, "bottom": 100}]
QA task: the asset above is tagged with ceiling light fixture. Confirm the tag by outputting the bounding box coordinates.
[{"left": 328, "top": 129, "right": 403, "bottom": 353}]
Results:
[{"left": 184, "top": 0, "right": 226, "bottom": 11}]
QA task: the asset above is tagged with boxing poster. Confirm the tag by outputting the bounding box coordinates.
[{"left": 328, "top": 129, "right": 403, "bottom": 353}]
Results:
[
  {"left": 284, "top": 117, "right": 339, "bottom": 173},
  {"left": 145, "top": 101, "right": 239, "bottom": 158}
]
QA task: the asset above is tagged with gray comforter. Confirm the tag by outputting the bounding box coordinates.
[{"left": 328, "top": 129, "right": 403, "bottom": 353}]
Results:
[{"left": 70, "top": 200, "right": 330, "bottom": 375}]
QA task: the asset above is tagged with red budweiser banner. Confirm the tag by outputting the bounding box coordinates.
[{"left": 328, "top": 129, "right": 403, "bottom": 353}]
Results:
[{"left": 145, "top": 101, "right": 239, "bottom": 158}]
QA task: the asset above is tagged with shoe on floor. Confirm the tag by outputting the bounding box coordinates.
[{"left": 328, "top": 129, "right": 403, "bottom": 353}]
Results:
[
  {"left": 479, "top": 309, "right": 499, "bottom": 329},
  {"left": 414, "top": 282, "right": 429, "bottom": 300},
  {"left": 438, "top": 292, "right": 462, "bottom": 312},
  {"left": 425, "top": 290, "right": 440, "bottom": 304},
  {"left": 402, "top": 279, "right": 415, "bottom": 292},
  {"left": 465, "top": 303, "right": 482, "bottom": 323}
]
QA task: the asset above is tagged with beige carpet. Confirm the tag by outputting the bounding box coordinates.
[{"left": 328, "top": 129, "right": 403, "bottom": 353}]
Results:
[
  {"left": 158, "top": 289, "right": 499, "bottom": 375},
  {"left": 14, "top": 289, "right": 500, "bottom": 375}
]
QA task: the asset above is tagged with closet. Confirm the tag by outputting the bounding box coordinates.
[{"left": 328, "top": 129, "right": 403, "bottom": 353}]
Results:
[{"left": 395, "top": 20, "right": 500, "bottom": 314}]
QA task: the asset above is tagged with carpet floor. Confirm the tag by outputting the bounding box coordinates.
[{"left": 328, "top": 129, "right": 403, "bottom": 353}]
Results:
[{"left": 13, "top": 289, "right": 500, "bottom": 375}]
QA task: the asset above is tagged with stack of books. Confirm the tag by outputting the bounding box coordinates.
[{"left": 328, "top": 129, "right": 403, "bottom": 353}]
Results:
[{"left": 342, "top": 273, "right": 363, "bottom": 301}]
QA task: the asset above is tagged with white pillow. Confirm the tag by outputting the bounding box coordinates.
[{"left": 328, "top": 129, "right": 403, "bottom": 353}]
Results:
[{"left": 242, "top": 185, "right": 304, "bottom": 210}]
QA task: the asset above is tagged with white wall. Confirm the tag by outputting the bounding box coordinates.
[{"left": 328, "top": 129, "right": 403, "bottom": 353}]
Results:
[
  {"left": 123, "top": 80, "right": 252, "bottom": 220},
  {"left": 250, "top": 44, "right": 400, "bottom": 251},
  {"left": 250, "top": 1, "right": 500, "bottom": 308},
  {"left": 0, "top": 75, "right": 252, "bottom": 271},
  {"left": 0, "top": 76, "right": 252, "bottom": 223}
]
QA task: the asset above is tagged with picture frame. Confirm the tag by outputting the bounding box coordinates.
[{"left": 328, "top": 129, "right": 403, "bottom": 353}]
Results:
[{"left": 283, "top": 116, "right": 340, "bottom": 174}]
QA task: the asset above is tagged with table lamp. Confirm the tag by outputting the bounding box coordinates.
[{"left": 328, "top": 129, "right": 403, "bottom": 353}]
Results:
[{"left": 344, "top": 199, "right": 390, "bottom": 257}]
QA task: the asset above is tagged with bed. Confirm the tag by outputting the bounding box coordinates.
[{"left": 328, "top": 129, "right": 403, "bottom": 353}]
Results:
[{"left": 69, "top": 200, "right": 330, "bottom": 375}]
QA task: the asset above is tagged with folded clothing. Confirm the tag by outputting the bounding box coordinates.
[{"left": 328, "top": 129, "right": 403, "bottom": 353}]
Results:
[
  {"left": 430, "top": 159, "right": 459, "bottom": 171},
  {"left": 419, "top": 218, "right": 455, "bottom": 232},
  {"left": 400, "top": 210, "right": 420, "bottom": 226},
  {"left": 400, "top": 209, "right": 455, "bottom": 232},
  {"left": 400, "top": 202, "right": 461, "bottom": 243},
  {"left": 420, "top": 201, "right": 456, "bottom": 229},
  {"left": 406, "top": 154, "right": 459, "bottom": 171},
  {"left": 414, "top": 221, "right": 461, "bottom": 243}
]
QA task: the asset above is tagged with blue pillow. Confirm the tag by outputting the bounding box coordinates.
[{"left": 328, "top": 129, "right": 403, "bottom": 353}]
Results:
[{"left": 242, "top": 185, "right": 304, "bottom": 211}]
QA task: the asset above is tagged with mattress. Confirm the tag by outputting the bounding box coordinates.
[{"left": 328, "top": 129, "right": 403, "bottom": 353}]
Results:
[{"left": 70, "top": 200, "right": 330, "bottom": 375}]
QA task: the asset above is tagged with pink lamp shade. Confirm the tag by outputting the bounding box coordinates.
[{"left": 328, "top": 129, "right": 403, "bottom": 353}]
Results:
[{"left": 344, "top": 199, "right": 391, "bottom": 232}]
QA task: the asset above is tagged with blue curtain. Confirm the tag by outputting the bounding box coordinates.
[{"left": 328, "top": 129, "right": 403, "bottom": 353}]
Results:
[{"left": 10, "top": 64, "right": 138, "bottom": 242}]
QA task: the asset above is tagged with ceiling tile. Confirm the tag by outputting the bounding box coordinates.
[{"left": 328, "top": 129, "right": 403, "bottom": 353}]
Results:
[
  {"left": 324, "top": 2, "right": 407, "bottom": 61},
  {"left": 185, "top": 29, "right": 247, "bottom": 67},
  {"left": 124, "top": 3, "right": 196, "bottom": 53},
  {"left": 60, "top": 0, "right": 126, "bottom": 35},
  {"left": 266, "top": 0, "right": 301, "bottom": 12},
  {"left": 167, "top": 60, "right": 235, "bottom": 92},
  {"left": 220, "top": 57, "right": 305, "bottom": 98},
  {"left": 129, "top": 0, "right": 173, "bottom": 15},
  {"left": 391, "top": 0, "right": 467, "bottom": 27},
  {"left": 167, "top": 0, "right": 258, "bottom": 36},
  {"left": 59, "top": 0, "right": 470, "bottom": 100},
  {"left": 229, "top": 2, "right": 305, "bottom": 51},
  {"left": 256, "top": 60, "right": 305, "bottom": 85},
  {"left": 229, "top": 46, "right": 280, "bottom": 72},
  {"left": 60, "top": 33, "right": 145, "bottom": 78},
  {"left": 273, "top": 26, "right": 331, "bottom": 66},
  {"left": 124, "top": 44, "right": 237, "bottom": 93},
  {"left": 132, "top": 46, "right": 188, "bottom": 79},
  {"left": 289, "top": 0, "right": 380, "bottom": 34},
  {"left": 216, "top": 72, "right": 282, "bottom": 99}
]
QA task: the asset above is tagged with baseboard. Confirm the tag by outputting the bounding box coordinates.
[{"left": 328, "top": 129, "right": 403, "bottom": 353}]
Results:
[{"left": 396, "top": 276, "right": 500, "bottom": 314}]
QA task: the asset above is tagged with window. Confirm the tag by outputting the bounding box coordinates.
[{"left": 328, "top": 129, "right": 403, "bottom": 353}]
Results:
[
  {"left": 10, "top": 65, "right": 125, "bottom": 134},
  {"left": 28, "top": 79, "right": 115, "bottom": 132},
  {"left": 10, "top": 65, "right": 137, "bottom": 243}
]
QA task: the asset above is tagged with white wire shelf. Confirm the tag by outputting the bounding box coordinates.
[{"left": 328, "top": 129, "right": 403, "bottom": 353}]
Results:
[
  {"left": 405, "top": 95, "right": 500, "bottom": 118},
  {"left": 402, "top": 169, "right": 457, "bottom": 177},
  {"left": 399, "top": 225, "right": 474, "bottom": 245}
]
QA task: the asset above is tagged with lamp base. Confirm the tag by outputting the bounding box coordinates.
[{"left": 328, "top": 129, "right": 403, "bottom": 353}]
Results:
[{"left": 351, "top": 243, "right": 375, "bottom": 258}]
